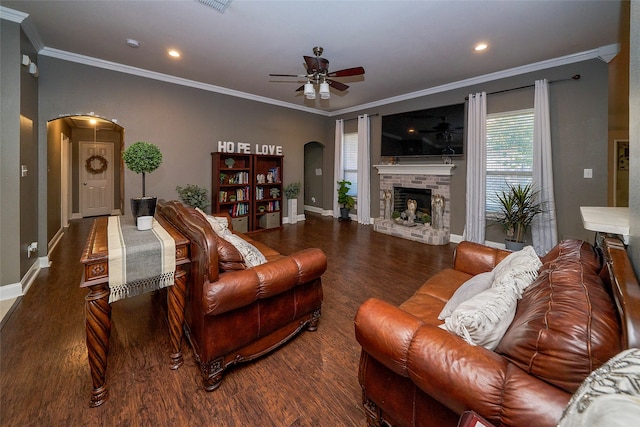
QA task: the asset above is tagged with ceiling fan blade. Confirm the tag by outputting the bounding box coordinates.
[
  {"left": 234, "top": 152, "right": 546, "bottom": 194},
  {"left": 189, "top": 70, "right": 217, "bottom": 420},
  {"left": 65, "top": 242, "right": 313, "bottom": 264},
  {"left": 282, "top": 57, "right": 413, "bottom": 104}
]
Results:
[
  {"left": 295, "top": 85, "right": 305, "bottom": 92},
  {"left": 327, "top": 67, "right": 365, "bottom": 78},
  {"left": 303, "top": 55, "right": 329, "bottom": 73},
  {"left": 269, "top": 73, "right": 306, "bottom": 77},
  {"left": 327, "top": 79, "right": 349, "bottom": 91}
]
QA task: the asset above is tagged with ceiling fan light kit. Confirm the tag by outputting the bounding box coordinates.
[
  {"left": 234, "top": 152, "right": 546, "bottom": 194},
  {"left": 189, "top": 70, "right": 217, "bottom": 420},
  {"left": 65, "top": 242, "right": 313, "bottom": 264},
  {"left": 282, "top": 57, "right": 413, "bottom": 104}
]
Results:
[
  {"left": 304, "top": 82, "right": 316, "bottom": 99},
  {"left": 270, "top": 46, "right": 365, "bottom": 102}
]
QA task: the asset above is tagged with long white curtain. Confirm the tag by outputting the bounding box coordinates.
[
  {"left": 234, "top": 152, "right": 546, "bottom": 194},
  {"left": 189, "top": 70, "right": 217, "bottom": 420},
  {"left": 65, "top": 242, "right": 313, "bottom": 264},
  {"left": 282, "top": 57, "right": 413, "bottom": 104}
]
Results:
[
  {"left": 333, "top": 119, "right": 344, "bottom": 218},
  {"left": 357, "top": 114, "right": 371, "bottom": 224},
  {"left": 463, "top": 92, "right": 487, "bottom": 244},
  {"left": 532, "top": 79, "right": 558, "bottom": 255}
]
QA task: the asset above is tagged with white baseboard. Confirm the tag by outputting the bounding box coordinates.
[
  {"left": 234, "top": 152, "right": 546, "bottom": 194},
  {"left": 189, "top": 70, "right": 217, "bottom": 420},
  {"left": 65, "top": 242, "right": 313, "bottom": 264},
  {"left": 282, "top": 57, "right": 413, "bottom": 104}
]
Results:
[
  {"left": 449, "top": 233, "right": 505, "bottom": 249},
  {"left": 303, "top": 205, "right": 334, "bottom": 216},
  {"left": 0, "top": 258, "right": 41, "bottom": 302},
  {"left": 49, "top": 227, "right": 64, "bottom": 254},
  {"left": 71, "top": 212, "right": 82, "bottom": 220},
  {"left": 283, "top": 214, "right": 306, "bottom": 224},
  {"left": 0, "top": 283, "right": 23, "bottom": 301}
]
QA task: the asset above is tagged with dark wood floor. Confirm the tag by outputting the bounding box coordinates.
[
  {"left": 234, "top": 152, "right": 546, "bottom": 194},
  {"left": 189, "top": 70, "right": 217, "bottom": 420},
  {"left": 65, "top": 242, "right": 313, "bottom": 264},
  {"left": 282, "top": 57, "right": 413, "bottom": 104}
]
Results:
[{"left": 0, "top": 212, "right": 456, "bottom": 427}]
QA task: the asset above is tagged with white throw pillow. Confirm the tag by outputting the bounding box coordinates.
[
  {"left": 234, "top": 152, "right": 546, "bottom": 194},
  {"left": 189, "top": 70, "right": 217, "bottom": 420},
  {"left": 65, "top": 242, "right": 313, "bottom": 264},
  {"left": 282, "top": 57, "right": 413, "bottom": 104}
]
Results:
[
  {"left": 438, "top": 272, "right": 495, "bottom": 320},
  {"left": 441, "top": 286, "right": 518, "bottom": 350},
  {"left": 559, "top": 348, "right": 640, "bottom": 427},
  {"left": 491, "top": 245, "right": 542, "bottom": 297},
  {"left": 196, "top": 208, "right": 267, "bottom": 268}
]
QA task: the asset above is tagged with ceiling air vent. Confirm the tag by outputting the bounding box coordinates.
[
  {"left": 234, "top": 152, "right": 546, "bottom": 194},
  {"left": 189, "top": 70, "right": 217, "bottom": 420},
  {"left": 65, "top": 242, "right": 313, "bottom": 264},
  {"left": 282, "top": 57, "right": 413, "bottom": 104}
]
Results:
[{"left": 195, "top": 0, "right": 232, "bottom": 13}]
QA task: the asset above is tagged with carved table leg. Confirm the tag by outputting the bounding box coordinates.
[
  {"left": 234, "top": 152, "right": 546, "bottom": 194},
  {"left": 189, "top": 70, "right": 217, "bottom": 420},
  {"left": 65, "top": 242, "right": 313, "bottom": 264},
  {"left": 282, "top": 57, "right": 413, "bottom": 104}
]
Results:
[
  {"left": 84, "top": 282, "right": 112, "bottom": 407},
  {"left": 167, "top": 267, "right": 187, "bottom": 370}
]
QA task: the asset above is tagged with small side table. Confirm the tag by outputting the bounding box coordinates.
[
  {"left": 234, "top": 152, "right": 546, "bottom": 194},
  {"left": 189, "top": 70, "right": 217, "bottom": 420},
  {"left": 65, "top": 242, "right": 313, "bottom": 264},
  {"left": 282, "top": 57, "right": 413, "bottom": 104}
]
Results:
[
  {"left": 79, "top": 215, "right": 190, "bottom": 407},
  {"left": 580, "top": 206, "right": 629, "bottom": 245}
]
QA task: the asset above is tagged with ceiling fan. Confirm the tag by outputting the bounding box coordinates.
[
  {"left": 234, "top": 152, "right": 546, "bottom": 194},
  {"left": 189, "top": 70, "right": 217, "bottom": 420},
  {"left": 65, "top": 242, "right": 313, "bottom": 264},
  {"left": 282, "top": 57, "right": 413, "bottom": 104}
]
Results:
[{"left": 269, "top": 47, "right": 365, "bottom": 99}]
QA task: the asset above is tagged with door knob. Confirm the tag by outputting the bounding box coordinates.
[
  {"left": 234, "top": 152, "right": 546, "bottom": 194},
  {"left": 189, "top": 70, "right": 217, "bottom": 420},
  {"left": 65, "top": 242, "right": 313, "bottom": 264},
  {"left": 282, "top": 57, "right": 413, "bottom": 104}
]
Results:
[{"left": 83, "top": 182, "right": 87, "bottom": 186}]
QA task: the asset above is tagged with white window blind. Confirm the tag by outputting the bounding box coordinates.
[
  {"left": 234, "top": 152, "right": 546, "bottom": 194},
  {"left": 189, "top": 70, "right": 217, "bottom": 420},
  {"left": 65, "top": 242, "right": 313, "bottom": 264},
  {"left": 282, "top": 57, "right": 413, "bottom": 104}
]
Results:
[
  {"left": 343, "top": 132, "right": 358, "bottom": 196},
  {"left": 486, "top": 109, "right": 534, "bottom": 214}
]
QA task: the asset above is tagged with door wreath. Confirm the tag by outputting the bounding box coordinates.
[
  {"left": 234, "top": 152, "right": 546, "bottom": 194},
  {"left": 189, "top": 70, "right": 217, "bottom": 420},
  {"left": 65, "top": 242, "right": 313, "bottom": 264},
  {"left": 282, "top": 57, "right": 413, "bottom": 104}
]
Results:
[{"left": 85, "top": 155, "right": 108, "bottom": 174}]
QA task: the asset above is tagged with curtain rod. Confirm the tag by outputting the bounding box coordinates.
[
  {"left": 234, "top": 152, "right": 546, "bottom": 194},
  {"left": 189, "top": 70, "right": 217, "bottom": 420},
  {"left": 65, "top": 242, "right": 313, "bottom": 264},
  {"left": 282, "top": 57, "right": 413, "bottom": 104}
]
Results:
[
  {"left": 342, "top": 113, "right": 379, "bottom": 122},
  {"left": 464, "top": 74, "right": 581, "bottom": 100}
]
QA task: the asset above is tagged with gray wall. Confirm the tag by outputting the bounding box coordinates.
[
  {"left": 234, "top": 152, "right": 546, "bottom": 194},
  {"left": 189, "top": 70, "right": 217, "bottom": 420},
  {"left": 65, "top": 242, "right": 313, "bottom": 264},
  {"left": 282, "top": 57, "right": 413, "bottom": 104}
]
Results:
[
  {"left": 1, "top": 20, "right": 39, "bottom": 287},
  {"left": 333, "top": 59, "right": 609, "bottom": 244},
  {"left": 38, "top": 57, "right": 329, "bottom": 223},
  {"left": 304, "top": 142, "right": 324, "bottom": 209}
]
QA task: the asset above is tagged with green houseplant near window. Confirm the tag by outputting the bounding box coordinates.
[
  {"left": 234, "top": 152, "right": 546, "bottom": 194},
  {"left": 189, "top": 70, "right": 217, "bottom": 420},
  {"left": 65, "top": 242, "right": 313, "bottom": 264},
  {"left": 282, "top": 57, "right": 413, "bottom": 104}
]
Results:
[
  {"left": 337, "top": 179, "right": 355, "bottom": 221},
  {"left": 495, "top": 183, "right": 543, "bottom": 250},
  {"left": 123, "top": 141, "right": 163, "bottom": 219}
]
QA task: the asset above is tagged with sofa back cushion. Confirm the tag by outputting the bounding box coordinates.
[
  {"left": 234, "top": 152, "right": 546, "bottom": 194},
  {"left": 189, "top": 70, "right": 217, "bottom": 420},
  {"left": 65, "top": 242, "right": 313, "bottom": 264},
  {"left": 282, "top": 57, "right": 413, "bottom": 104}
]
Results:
[{"left": 495, "top": 240, "right": 622, "bottom": 394}]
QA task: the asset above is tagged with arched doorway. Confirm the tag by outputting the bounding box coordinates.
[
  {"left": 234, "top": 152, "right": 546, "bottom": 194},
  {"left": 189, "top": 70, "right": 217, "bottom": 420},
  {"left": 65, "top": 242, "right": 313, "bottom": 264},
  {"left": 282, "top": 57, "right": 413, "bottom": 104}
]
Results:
[
  {"left": 303, "top": 141, "right": 324, "bottom": 213},
  {"left": 46, "top": 115, "right": 124, "bottom": 245}
]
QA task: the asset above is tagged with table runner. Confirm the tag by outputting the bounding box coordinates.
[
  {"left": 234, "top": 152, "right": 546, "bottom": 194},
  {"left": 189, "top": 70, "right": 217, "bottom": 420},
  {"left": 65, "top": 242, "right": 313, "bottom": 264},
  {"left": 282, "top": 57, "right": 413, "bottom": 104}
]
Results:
[{"left": 107, "top": 216, "right": 176, "bottom": 303}]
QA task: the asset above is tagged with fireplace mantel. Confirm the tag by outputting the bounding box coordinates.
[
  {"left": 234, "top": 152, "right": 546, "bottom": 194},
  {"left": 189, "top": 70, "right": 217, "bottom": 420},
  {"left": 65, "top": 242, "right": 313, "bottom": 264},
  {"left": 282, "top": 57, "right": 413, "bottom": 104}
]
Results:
[{"left": 374, "top": 164, "right": 456, "bottom": 176}]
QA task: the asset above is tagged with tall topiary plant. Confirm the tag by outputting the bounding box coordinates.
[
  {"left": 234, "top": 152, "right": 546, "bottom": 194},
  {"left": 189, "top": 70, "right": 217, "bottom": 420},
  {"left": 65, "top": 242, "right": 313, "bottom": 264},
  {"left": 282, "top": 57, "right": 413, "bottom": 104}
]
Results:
[{"left": 122, "top": 141, "right": 163, "bottom": 197}]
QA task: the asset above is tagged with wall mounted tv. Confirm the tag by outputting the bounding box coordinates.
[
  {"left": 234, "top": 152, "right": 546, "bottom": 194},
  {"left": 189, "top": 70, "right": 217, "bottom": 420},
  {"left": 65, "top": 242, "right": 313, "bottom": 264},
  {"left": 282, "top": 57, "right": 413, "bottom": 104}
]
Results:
[{"left": 381, "top": 103, "right": 465, "bottom": 158}]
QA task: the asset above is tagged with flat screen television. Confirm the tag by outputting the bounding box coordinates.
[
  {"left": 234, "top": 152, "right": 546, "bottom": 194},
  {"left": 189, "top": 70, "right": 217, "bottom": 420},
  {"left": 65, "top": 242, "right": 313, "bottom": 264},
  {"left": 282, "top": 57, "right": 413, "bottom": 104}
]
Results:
[{"left": 381, "top": 103, "right": 465, "bottom": 158}]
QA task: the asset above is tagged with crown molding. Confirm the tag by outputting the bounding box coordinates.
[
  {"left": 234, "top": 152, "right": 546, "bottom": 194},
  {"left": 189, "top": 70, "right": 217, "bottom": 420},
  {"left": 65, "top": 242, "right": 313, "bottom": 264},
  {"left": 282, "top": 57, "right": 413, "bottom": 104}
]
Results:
[
  {"left": 39, "top": 47, "right": 331, "bottom": 116},
  {"left": 329, "top": 44, "right": 619, "bottom": 117},
  {"left": 0, "top": 6, "right": 27, "bottom": 23}
]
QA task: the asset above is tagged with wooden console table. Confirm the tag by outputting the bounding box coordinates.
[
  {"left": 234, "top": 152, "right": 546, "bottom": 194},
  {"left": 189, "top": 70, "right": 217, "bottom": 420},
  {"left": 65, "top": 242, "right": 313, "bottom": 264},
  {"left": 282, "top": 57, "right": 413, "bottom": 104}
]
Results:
[{"left": 79, "top": 215, "right": 190, "bottom": 407}]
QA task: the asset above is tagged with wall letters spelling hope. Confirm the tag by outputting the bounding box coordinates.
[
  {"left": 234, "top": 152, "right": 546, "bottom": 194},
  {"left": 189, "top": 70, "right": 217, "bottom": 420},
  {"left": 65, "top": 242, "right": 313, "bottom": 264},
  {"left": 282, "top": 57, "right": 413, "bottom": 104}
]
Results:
[{"left": 217, "top": 141, "right": 283, "bottom": 155}]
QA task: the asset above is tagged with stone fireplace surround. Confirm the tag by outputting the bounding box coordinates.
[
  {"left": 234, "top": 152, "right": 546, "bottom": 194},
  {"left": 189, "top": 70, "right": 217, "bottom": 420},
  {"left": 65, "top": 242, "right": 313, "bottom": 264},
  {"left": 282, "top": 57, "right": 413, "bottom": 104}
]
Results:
[{"left": 374, "top": 164, "right": 454, "bottom": 245}]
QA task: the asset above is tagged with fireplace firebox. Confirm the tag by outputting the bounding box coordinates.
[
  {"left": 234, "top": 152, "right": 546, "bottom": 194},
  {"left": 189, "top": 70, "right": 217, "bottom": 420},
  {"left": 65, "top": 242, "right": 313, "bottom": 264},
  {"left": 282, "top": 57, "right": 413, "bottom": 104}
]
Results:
[{"left": 394, "top": 187, "right": 432, "bottom": 216}]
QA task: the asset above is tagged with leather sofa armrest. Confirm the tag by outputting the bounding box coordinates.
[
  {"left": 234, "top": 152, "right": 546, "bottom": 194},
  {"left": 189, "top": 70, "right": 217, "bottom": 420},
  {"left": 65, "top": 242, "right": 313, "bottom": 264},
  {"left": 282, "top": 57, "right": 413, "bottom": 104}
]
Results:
[
  {"left": 355, "top": 298, "right": 569, "bottom": 426},
  {"left": 453, "top": 241, "right": 510, "bottom": 276},
  {"left": 355, "top": 298, "right": 424, "bottom": 377},
  {"left": 202, "top": 248, "right": 327, "bottom": 315}
]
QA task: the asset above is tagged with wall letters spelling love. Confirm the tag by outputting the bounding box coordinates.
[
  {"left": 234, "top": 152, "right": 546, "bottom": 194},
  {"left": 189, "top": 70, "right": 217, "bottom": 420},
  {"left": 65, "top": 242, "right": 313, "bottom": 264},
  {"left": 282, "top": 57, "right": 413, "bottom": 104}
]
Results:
[{"left": 217, "top": 141, "right": 283, "bottom": 156}]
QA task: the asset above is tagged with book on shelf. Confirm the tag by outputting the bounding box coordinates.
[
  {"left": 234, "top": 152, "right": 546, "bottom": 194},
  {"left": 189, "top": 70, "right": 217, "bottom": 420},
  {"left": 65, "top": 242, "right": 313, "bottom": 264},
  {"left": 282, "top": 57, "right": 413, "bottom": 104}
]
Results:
[
  {"left": 229, "top": 202, "right": 250, "bottom": 217},
  {"left": 267, "top": 167, "right": 280, "bottom": 183}
]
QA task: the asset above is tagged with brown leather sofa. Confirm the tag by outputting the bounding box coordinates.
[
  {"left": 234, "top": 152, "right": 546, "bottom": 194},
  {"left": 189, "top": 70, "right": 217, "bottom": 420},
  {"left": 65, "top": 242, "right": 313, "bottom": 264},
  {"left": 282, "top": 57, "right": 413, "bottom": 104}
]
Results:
[
  {"left": 355, "top": 238, "right": 640, "bottom": 427},
  {"left": 157, "top": 200, "right": 327, "bottom": 391}
]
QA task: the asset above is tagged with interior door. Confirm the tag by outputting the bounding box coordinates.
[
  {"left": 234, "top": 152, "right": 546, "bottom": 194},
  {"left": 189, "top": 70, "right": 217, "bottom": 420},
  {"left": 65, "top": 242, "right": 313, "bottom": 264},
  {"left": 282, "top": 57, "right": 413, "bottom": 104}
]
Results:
[{"left": 80, "top": 141, "right": 113, "bottom": 217}]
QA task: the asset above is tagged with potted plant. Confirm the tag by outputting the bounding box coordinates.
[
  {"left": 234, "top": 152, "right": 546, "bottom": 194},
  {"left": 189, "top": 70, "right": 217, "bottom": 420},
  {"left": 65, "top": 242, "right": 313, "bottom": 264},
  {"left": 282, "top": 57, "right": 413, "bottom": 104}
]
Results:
[
  {"left": 285, "top": 182, "right": 301, "bottom": 224},
  {"left": 337, "top": 179, "right": 355, "bottom": 221},
  {"left": 176, "top": 184, "right": 209, "bottom": 210},
  {"left": 494, "top": 183, "right": 543, "bottom": 251},
  {"left": 122, "top": 141, "right": 163, "bottom": 223}
]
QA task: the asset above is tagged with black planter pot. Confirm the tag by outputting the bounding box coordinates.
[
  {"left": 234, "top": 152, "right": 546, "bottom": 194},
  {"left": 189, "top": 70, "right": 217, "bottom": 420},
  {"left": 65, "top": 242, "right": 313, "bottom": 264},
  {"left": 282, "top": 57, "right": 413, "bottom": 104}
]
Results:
[
  {"left": 130, "top": 197, "right": 157, "bottom": 219},
  {"left": 339, "top": 207, "right": 351, "bottom": 221}
]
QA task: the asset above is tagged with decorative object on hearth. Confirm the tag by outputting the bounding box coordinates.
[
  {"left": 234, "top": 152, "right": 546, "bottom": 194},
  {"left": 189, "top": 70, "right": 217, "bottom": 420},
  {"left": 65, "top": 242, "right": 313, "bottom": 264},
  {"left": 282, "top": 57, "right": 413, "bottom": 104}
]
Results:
[
  {"left": 337, "top": 179, "right": 355, "bottom": 221},
  {"left": 269, "top": 47, "right": 365, "bottom": 100},
  {"left": 383, "top": 190, "right": 392, "bottom": 220},
  {"left": 432, "top": 194, "right": 445, "bottom": 229},
  {"left": 176, "top": 184, "right": 210, "bottom": 210},
  {"left": 495, "top": 183, "right": 543, "bottom": 251},
  {"left": 123, "top": 141, "right": 163, "bottom": 228},
  {"left": 85, "top": 154, "right": 108, "bottom": 175},
  {"left": 406, "top": 199, "right": 417, "bottom": 223}
]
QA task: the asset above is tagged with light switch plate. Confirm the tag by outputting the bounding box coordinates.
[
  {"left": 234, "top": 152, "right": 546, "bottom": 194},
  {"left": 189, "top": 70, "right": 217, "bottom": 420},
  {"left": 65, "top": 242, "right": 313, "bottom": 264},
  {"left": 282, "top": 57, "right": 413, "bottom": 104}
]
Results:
[{"left": 584, "top": 168, "right": 593, "bottom": 178}]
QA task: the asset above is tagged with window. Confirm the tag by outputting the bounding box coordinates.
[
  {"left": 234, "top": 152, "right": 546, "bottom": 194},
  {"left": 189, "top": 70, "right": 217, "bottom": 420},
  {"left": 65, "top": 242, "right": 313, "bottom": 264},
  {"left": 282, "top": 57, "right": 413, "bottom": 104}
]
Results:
[
  {"left": 343, "top": 132, "right": 358, "bottom": 197},
  {"left": 485, "top": 109, "right": 534, "bottom": 214}
]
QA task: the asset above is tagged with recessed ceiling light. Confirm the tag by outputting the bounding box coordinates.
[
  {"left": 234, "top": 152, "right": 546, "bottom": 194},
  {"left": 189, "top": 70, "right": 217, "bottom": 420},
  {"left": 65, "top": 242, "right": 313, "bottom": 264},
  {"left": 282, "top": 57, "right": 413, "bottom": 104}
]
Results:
[
  {"left": 474, "top": 43, "right": 488, "bottom": 52},
  {"left": 168, "top": 49, "right": 181, "bottom": 58}
]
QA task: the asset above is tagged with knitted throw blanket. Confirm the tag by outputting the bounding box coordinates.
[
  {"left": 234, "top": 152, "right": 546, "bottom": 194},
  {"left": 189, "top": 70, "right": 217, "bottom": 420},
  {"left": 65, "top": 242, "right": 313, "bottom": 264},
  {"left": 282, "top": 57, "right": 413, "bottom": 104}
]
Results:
[{"left": 107, "top": 216, "right": 176, "bottom": 303}]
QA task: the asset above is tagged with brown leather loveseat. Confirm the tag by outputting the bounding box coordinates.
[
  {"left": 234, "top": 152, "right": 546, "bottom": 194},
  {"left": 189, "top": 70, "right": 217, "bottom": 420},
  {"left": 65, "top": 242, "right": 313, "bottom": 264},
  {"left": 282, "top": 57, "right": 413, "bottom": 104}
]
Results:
[
  {"left": 355, "top": 238, "right": 640, "bottom": 427},
  {"left": 157, "top": 200, "right": 327, "bottom": 391}
]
